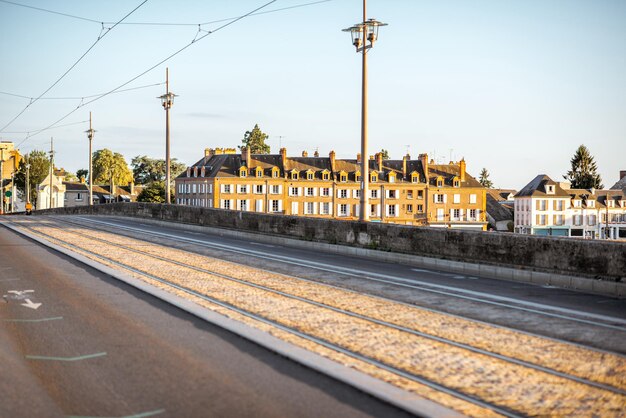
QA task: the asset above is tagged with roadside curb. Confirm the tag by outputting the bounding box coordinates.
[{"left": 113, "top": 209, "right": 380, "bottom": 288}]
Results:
[{"left": 1, "top": 220, "right": 465, "bottom": 418}]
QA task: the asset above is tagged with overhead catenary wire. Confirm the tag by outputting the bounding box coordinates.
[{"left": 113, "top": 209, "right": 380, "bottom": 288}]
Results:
[
  {"left": 0, "top": 0, "right": 149, "bottom": 133},
  {"left": 15, "top": 0, "right": 279, "bottom": 148},
  {"left": 0, "top": 82, "right": 165, "bottom": 102}
]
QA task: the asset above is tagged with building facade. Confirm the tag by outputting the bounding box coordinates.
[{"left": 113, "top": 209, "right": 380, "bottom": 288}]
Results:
[
  {"left": 175, "top": 147, "right": 487, "bottom": 230},
  {"left": 514, "top": 174, "right": 626, "bottom": 239}
]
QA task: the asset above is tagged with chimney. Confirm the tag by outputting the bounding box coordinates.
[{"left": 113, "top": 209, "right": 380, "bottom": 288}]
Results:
[
  {"left": 280, "top": 147, "right": 287, "bottom": 167},
  {"left": 302, "top": 150, "right": 308, "bottom": 157},
  {"left": 242, "top": 146, "right": 251, "bottom": 167},
  {"left": 205, "top": 148, "right": 213, "bottom": 157},
  {"left": 402, "top": 155, "right": 408, "bottom": 179},
  {"left": 419, "top": 153, "right": 429, "bottom": 182},
  {"left": 314, "top": 150, "right": 319, "bottom": 157},
  {"left": 357, "top": 153, "right": 361, "bottom": 161},
  {"left": 329, "top": 150, "right": 336, "bottom": 173},
  {"left": 459, "top": 158, "right": 466, "bottom": 182},
  {"left": 376, "top": 152, "right": 383, "bottom": 172},
  {"left": 80, "top": 175, "right": 85, "bottom": 184},
  {"left": 129, "top": 181, "right": 135, "bottom": 195},
  {"left": 620, "top": 170, "right": 626, "bottom": 180}
]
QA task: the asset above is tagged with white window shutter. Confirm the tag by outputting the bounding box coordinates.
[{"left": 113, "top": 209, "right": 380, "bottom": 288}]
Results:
[
  {"left": 355, "top": 204, "right": 360, "bottom": 216},
  {"left": 395, "top": 204, "right": 399, "bottom": 216},
  {"left": 337, "top": 204, "right": 341, "bottom": 214},
  {"left": 444, "top": 194, "right": 448, "bottom": 203},
  {"left": 376, "top": 204, "right": 381, "bottom": 217},
  {"left": 433, "top": 194, "right": 437, "bottom": 202}
]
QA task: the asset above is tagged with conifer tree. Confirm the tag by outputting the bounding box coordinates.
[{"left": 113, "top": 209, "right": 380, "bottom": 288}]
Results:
[{"left": 564, "top": 145, "right": 603, "bottom": 189}]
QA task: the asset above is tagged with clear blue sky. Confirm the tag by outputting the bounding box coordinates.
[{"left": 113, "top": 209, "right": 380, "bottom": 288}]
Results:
[{"left": 1, "top": 0, "right": 624, "bottom": 190}]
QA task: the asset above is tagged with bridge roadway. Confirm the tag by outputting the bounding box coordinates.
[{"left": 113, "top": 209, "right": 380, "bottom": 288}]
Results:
[
  {"left": 1, "top": 215, "right": 625, "bottom": 417},
  {"left": 0, "top": 224, "right": 412, "bottom": 418}
]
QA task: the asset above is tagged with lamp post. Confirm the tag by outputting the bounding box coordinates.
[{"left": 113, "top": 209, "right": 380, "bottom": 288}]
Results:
[
  {"left": 158, "top": 67, "right": 176, "bottom": 204},
  {"left": 343, "top": 1, "right": 386, "bottom": 222},
  {"left": 25, "top": 161, "right": 30, "bottom": 205},
  {"left": 85, "top": 112, "right": 96, "bottom": 206}
]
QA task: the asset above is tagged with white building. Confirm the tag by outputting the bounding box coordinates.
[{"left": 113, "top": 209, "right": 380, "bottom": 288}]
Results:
[
  {"left": 514, "top": 174, "right": 626, "bottom": 239},
  {"left": 36, "top": 172, "right": 66, "bottom": 210}
]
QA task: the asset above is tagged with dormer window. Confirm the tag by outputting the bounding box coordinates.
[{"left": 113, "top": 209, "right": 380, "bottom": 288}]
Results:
[
  {"left": 453, "top": 177, "right": 460, "bottom": 187},
  {"left": 339, "top": 171, "right": 348, "bottom": 182},
  {"left": 272, "top": 167, "right": 280, "bottom": 178},
  {"left": 370, "top": 173, "right": 377, "bottom": 182},
  {"left": 607, "top": 200, "right": 615, "bottom": 208},
  {"left": 306, "top": 170, "right": 314, "bottom": 180},
  {"left": 546, "top": 185, "right": 555, "bottom": 194},
  {"left": 436, "top": 176, "right": 443, "bottom": 187},
  {"left": 588, "top": 200, "right": 595, "bottom": 208},
  {"left": 388, "top": 172, "right": 396, "bottom": 183},
  {"left": 239, "top": 167, "right": 247, "bottom": 178},
  {"left": 291, "top": 170, "right": 299, "bottom": 180},
  {"left": 255, "top": 167, "right": 263, "bottom": 178},
  {"left": 355, "top": 171, "right": 361, "bottom": 182},
  {"left": 410, "top": 172, "right": 419, "bottom": 183},
  {"left": 322, "top": 170, "right": 330, "bottom": 180},
  {"left": 573, "top": 200, "right": 581, "bottom": 208}
]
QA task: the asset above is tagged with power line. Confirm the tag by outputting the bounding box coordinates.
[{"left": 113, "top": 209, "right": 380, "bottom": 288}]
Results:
[
  {"left": 0, "top": 0, "right": 149, "bottom": 133},
  {"left": 0, "top": 0, "right": 101, "bottom": 23},
  {"left": 0, "top": 82, "right": 165, "bottom": 102},
  {"left": 15, "top": 0, "right": 278, "bottom": 148},
  {"left": 2, "top": 119, "right": 89, "bottom": 135}
]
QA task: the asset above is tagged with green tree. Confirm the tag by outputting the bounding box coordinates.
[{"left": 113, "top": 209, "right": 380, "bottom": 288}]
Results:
[
  {"left": 478, "top": 168, "right": 494, "bottom": 188},
  {"left": 14, "top": 150, "right": 50, "bottom": 205},
  {"left": 564, "top": 145, "right": 603, "bottom": 189},
  {"left": 131, "top": 155, "right": 186, "bottom": 185},
  {"left": 92, "top": 149, "right": 133, "bottom": 186},
  {"left": 136, "top": 181, "right": 169, "bottom": 203},
  {"left": 76, "top": 168, "right": 89, "bottom": 181},
  {"left": 380, "top": 149, "right": 390, "bottom": 160},
  {"left": 240, "top": 124, "right": 270, "bottom": 154}
]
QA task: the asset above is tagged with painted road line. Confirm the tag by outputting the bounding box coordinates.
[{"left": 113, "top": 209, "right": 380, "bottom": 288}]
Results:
[
  {"left": 2, "top": 316, "right": 63, "bottom": 323},
  {"left": 25, "top": 352, "right": 107, "bottom": 362},
  {"left": 0, "top": 278, "right": 20, "bottom": 282},
  {"left": 67, "top": 409, "right": 166, "bottom": 418},
  {"left": 21, "top": 298, "right": 42, "bottom": 309}
]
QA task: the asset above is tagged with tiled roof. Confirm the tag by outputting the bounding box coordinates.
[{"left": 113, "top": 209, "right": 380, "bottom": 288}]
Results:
[
  {"left": 611, "top": 175, "right": 626, "bottom": 191},
  {"left": 514, "top": 175, "right": 571, "bottom": 197},
  {"left": 486, "top": 194, "right": 513, "bottom": 222}
]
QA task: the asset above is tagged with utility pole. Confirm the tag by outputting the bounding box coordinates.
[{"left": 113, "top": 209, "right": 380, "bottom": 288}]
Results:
[
  {"left": 49, "top": 137, "right": 54, "bottom": 209},
  {"left": 10, "top": 171, "right": 14, "bottom": 212},
  {"left": 85, "top": 112, "right": 95, "bottom": 206},
  {"left": 158, "top": 68, "right": 176, "bottom": 204},
  {"left": 25, "top": 155, "right": 30, "bottom": 205},
  {"left": 0, "top": 148, "right": 4, "bottom": 214}
]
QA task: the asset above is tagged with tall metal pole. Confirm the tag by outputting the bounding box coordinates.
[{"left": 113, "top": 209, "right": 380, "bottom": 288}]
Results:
[
  {"left": 49, "top": 137, "right": 54, "bottom": 209},
  {"left": 87, "top": 112, "right": 94, "bottom": 206},
  {"left": 10, "top": 171, "right": 14, "bottom": 212},
  {"left": 165, "top": 68, "right": 171, "bottom": 204},
  {"left": 25, "top": 159, "right": 30, "bottom": 204},
  {"left": 0, "top": 149, "right": 4, "bottom": 214},
  {"left": 359, "top": 0, "right": 369, "bottom": 222}
]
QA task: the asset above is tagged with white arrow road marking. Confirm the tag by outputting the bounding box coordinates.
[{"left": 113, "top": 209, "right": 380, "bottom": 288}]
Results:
[
  {"left": 21, "top": 299, "right": 42, "bottom": 310},
  {"left": 8, "top": 290, "right": 34, "bottom": 295}
]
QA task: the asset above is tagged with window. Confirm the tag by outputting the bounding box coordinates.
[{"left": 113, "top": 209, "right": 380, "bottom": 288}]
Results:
[
  {"left": 307, "top": 171, "right": 314, "bottom": 180},
  {"left": 371, "top": 189, "right": 378, "bottom": 199},
  {"left": 290, "top": 187, "right": 300, "bottom": 196},
  {"left": 291, "top": 201, "right": 299, "bottom": 215},
  {"left": 436, "top": 177, "right": 443, "bottom": 187},
  {"left": 271, "top": 185, "right": 281, "bottom": 194},
  {"left": 255, "top": 185, "right": 264, "bottom": 194},
  {"left": 272, "top": 169, "right": 279, "bottom": 178},
  {"left": 453, "top": 194, "right": 460, "bottom": 204},
  {"left": 388, "top": 174, "right": 395, "bottom": 183},
  {"left": 469, "top": 209, "right": 477, "bottom": 220},
  {"left": 469, "top": 194, "right": 476, "bottom": 204},
  {"left": 305, "top": 202, "right": 315, "bottom": 214},
  {"left": 407, "top": 204, "right": 413, "bottom": 213},
  {"left": 222, "top": 199, "right": 231, "bottom": 210},
  {"left": 371, "top": 174, "right": 377, "bottom": 182},
  {"left": 406, "top": 190, "right": 413, "bottom": 199},
  {"left": 322, "top": 171, "right": 330, "bottom": 180},
  {"left": 417, "top": 190, "right": 423, "bottom": 199},
  {"left": 452, "top": 208, "right": 460, "bottom": 220},
  {"left": 355, "top": 173, "right": 361, "bottom": 182},
  {"left": 370, "top": 204, "right": 377, "bottom": 216},
  {"left": 554, "top": 215, "right": 564, "bottom": 225},
  {"left": 321, "top": 187, "right": 330, "bottom": 197},
  {"left": 240, "top": 169, "right": 247, "bottom": 178},
  {"left": 411, "top": 175, "right": 419, "bottom": 183},
  {"left": 256, "top": 169, "right": 263, "bottom": 178},
  {"left": 223, "top": 184, "right": 232, "bottom": 194},
  {"left": 417, "top": 204, "right": 424, "bottom": 213},
  {"left": 435, "top": 194, "right": 444, "bottom": 203},
  {"left": 271, "top": 200, "right": 280, "bottom": 212},
  {"left": 588, "top": 200, "right": 595, "bottom": 208},
  {"left": 76, "top": 193, "right": 83, "bottom": 201},
  {"left": 436, "top": 208, "right": 444, "bottom": 221},
  {"left": 355, "top": 190, "right": 361, "bottom": 198},
  {"left": 453, "top": 179, "right": 460, "bottom": 187},
  {"left": 321, "top": 202, "right": 330, "bottom": 215},
  {"left": 291, "top": 171, "right": 299, "bottom": 180},
  {"left": 239, "top": 200, "right": 248, "bottom": 211},
  {"left": 554, "top": 200, "right": 564, "bottom": 211},
  {"left": 305, "top": 187, "right": 315, "bottom": 197},
  {"left": 238, "top": 185, "right": 248, "bottom": 194},
  {"left": 388, "top": 205, "right": 396, "bottom": 216},
  {"left": 339, "top": 204, "right": 348, "bottom": 216},
  {"left": 340, "top": 174, "right": 348, "bottom": 182},
  {"left": 339, "top": 189, "right": 348, "bottom": 199},
  {"left": 192, "top": 184, "right": 197, "bottom": 193},
  {"left": 537, "top": 200, "right": 547, "bottom": 211},
  {"left": 537, "top": 214, "right": 547, "bottom": 225},
  {"left": 387, "top": 190, "right": 397, "bottom": 199},
  {"left": 573, "top": 200, "right": 581, "bottom": 208}
]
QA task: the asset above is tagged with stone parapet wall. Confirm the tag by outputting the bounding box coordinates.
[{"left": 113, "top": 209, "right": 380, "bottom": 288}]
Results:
[{"left": 39, "top": 203, "right": 625, "bottom": 281}]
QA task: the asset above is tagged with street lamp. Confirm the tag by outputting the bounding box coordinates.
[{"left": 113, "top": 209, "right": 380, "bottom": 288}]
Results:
[
  {"left": 158, "top": 67, "right": 177, "bottom": 204},
  {"left": 25, "top": 161, "right": 30, "bottom": 204},
  {"left": 85, "top": 112, "right": 96, "bottom": 206},
  {"left": 343, "top": 2, "right": 387, "bottom": 222}
]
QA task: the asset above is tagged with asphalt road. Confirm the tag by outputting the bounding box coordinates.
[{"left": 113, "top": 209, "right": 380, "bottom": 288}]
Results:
[{"left": 0, "top": 226, "right": 412, "bottom": 418}]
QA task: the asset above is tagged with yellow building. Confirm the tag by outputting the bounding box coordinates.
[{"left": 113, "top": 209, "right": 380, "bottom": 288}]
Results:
[
  {"left": 0, "top": 141, "right": 23, "bottom": 213},
  {"left": 175, "top": 147, "right": 487, "bottom": 230}
]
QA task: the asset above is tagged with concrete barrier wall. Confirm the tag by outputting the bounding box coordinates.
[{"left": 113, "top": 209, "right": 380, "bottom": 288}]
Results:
[{"left": 40, "top": 203, "right": 626, "bottom": 281}]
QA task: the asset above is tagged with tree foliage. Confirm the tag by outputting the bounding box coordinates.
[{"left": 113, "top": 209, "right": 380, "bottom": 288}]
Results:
[
  {"left": 478, "top": 168, "right": 494, "bottom": 188},
  {"left": 14, "top": 150, "right": 50, "bottom": 204},
  {"left": 137, "top": 181, "right": 167, "bottom": 203},
  {"left": 240, "top": 124, "right": 270, "bottom": 154},
  {"left": 380, "top": 149, "right": 390, "bottom": 160},
  {"left": 92, "top": 149, "right": 133, "bottom": 186},
  {"left": 131, "top": 155, "right": 186, "bottom": 185},
  {"left": 76, "top": 168, "right": 88, "bottom": 181},
  {"left": 563, "top": 145, "right": 603, "bottom": 189}
]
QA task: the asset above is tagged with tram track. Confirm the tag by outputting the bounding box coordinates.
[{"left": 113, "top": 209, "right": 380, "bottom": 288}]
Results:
[{"left": 5, "top": 216, "right": 626, "bottom": 417}]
